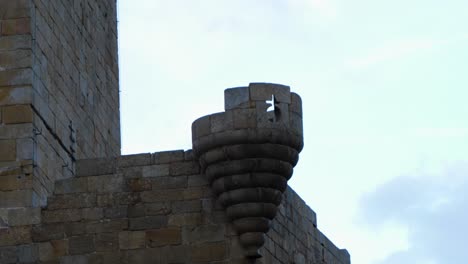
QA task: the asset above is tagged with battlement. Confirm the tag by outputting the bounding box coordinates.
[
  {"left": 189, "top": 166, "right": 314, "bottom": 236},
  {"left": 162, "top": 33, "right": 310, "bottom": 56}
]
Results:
[{"left": 0, "top": 1, "right": 350, "bottom": 263}]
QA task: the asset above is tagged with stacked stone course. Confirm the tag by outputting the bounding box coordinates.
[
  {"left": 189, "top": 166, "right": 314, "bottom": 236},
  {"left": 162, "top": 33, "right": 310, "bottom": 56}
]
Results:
[
  {"left": 0, "top": 0, "right": 350, "bottom": 263},
  {"left": 0, "top": 150, "right": 349, "bottom": 263}
]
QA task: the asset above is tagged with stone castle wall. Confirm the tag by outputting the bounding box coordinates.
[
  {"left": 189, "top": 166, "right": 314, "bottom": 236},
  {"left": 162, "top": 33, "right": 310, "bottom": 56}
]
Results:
[
  {"left": 0, "top": 0, "right": 119, "bottom": 208},
  {"left": 0, "top": 1, "right": 350, "bottom": 263},
  {"left": 1, "top": 151, "right": 349, "bottom": 263}
]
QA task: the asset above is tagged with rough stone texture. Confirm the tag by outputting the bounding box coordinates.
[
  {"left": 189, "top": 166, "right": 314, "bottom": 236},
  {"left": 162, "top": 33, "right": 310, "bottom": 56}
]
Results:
[
  {"left": 0, "top": 0, "right": 120, "bottom": 209},
  {"left": 0, "top": 151, "right": 349, "bottom": 263},
  {"left": 0, "top": 1, "right": 349, "bottom": 263}
]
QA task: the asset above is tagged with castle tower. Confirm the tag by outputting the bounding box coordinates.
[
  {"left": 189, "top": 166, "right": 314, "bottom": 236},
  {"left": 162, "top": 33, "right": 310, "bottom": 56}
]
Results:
[
  {"left": 0, "top": 0, "right": 120, "bottom": 214},
  {"left": 0, "top": 1, "right": 350, "bottom": 263}
]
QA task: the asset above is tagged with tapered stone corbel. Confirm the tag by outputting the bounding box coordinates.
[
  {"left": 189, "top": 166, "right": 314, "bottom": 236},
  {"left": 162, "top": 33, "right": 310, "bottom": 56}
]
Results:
[{"left": 192, "top": 83, "right": 304, "bottom": 258}]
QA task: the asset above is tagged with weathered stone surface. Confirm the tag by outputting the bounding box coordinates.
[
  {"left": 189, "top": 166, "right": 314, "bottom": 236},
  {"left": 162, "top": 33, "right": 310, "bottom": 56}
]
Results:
[
  {"left": 0, "top": 139, "right": 16, "bottom": 161},
  {"left": 141, "top": 164, "right": 169, "bottom": 178},
  {"left": 152, "top": 150, "right": 184, "bottom": 164},
  {"left": 7, "top": 207, "right": 40, "bottom": 226},
  {"left": 183, "top": 225, "right": 225, "bottom": 243},
  {"left": 76, "top": 158, "right": 116, "bottom": 177},
  {"left": 225, "top": 87, "right": 250, "bottom": 110},
  {"left": 0, "top": 5, "right": 351, "bottom": 263},
  {"left": 0, "top": 87, "right": 32, "bottom": 106},
  {"left": 0, "top": 246, "right": 17, "bottom": 264},
  {"left": 118, "top": 231, "right": 145, "bottom": 250},
  {"left": 95, "top": 232, "right": 118, "bottom": 252},
  {"left": 47, "top": 193, "right": 96, "bottom": 210},
  {"left": 32, "top": 224, "right": 65, "bottom": 242},
  {"left": 54, "top": 178, "right": 88, "bottom": 194},
  {"left": 0, "top": 226, "right": 31, "bottom": 246},
  {"left": 69, "top": 236, "right": 95, "bottom": 255},
  {"left": 191, "top": 242, "right": 227, "bottom": 262},
  {"left": 0, "top": 68, "right": 32, "bottom": 86},
  {"left": 129, "top": 216, "right": 167, "bottom": 231},
  {"left": 18, "top": 244, "right": 38, "bottom": 263},
  {"left": 0, "top": 189, "right": 31, "bottom": 207},
  {"left": 146, "top": 227, "right": 181, "bottom": 247},
  {"left": 88, "top": 175, "right": 124, "bottom": 193}
]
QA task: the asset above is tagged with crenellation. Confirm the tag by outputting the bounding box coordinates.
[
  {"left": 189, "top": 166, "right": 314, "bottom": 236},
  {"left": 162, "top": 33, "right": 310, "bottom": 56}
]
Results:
[{"left": 0, "top": 1, "right": 350, "bottom": 262}]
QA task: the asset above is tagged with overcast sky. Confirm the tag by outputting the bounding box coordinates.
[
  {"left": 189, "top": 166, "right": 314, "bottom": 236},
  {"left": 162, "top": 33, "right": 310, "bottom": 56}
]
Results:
[{"left": 117, "top": 1, "right": 468, "bottom": 263}]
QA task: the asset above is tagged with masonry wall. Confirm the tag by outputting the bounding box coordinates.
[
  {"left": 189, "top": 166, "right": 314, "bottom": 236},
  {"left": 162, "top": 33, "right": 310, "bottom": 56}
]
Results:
[
  {"left": 0, "top": 151, "right": 350, "bottom": 264},
  {"left": 0, "top": 0, "right": 120, "bottom": 209}
]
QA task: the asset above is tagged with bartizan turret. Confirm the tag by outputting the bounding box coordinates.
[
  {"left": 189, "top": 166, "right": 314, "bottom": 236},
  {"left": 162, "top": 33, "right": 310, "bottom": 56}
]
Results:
[{"left": 192, "top": 83, "right": 303, "bottom": 258}]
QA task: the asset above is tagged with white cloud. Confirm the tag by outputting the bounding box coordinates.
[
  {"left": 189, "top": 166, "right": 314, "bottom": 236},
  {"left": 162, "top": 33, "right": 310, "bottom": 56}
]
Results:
[{"left": 358, "top": 162, "right": 468, "bottom": 264}]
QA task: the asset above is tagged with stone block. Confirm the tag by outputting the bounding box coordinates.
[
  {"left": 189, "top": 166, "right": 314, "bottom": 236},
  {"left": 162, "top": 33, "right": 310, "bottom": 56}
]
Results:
[
  {"left": 225, "top": 86, "right": 250, "bottom": 110},
  {"left": 0, "top": 35, "right": 31, "bottom": 51},
  {"left": 192, "top": 115, "right": 211, "bottom": 139},
  {"left": 61, "top": 255, "right": 88, "bottom": 264},
  {"left": 18, "top": 244, "right": 38, "bottom": 263},
  {"left": 64, "top": 222, "right": 86, "bottom": 237},
  {"left": 142, "top": 164, "right": 169, "bottom": 177},
  {"left": 118, "top": 231, "right": 145, "bottom": 250},
  {"left": 117, "top": 153, "right": 151, "bottom": 167},
  {"left": 82, "top": 208, "right": 104, "bottom": 220},
  {"left": 0, "top": 226, "right": 31, "bottom": 246},
  {"left": 127, "top": 204, "right": 145, "bottom": 218},
  {"left": 69, "top": 235, "right": 95, "bottom": 255},
  {"left": 88, "top": 174, "right": 124, "bottom": 193},
  {"left": 145, "top": 202, "right": 171, "bottom": 216},
  {"left": 15, "top": 137, "right": 32, "bottom": 159},
  {"left": 291, "top": 92, "right": 302, "bottom": 116},
  {"left": 95, "top": 232, "right": 118, "bottom": 252},
  {"left": 188, "top": 174, "right": 209, "bottom": 187},
  {"left": 0, "top": 189, "right": 31, "bottom": 207},
  {"left": 0, "top": 68, "right": 32, "bottom": 87},
  {"left": 0, "top": 171, "right": 32, "bottom": 191},
  {"left": 41, "top": 209, "right": 81, "bottom": 223},
  {"left": 191, "top": 242, "right": 227, "bottom": 262},
  {"left": 123, "top": 248, "right": 160, "bottom": 264},
  {"left": 0, "top": 139, "right": 16, "bottom": 161},
  {"left": 151, "top": 176, "right": 187, "bottom": 190},
  {"left": 0, "top": 49, "right": 32, "bottom": 70},
  {"left": 126, "top": 178, "right": 151, "bottom": 192},
  {"left": 0, "top": 18, "right": 31, "bottom": 35},
  {"left": 75, "top": 158, "right": 116, "bottom": 177},
  {"left": 210, "top": 111, "right": 234, "bottom": 133},
  {"left": 97, "top": 192, "right": 141, "bottom": 207},
  {"left": 170, "top": 161, "right": 200, "bottom": 176},
  {"left": 249, "top": 83, "right": 291, "bottom": 103},
  {"left": 168, "top": 213, "right": 202, "bottom": 227},
  {"left": 2, "top": 104, "right": 32, "bottom": 124},
  {"left": 7, "top": 207, "right": 40, "bottom": 226},
  {"left": 103, "top": 206, "right": 128, "bottom": 219},
  {"left": 32, "top": 224, "right": 65, "bottom": 242},
  {"left": 50, "top": 240, "right": 68, "bottom": 258},
  {"left": 54, "top": 178, "right": 88, "bottom": 194},
  {"left": 183, "top": 225, "right": 225, "bottom": 243},
  {"left": 146, "top": 227, "right": 181, "bottom": 247},
  {"left": 85, "top": 219, "right": 128, "bottom": 234},
  {"left": 232, "top": 108, "right": 257, "bottom": 129},
  {"left": 0, "top": 246, "right": 17, "bottom": 264},
  {"left": 160, "top": 245, "right": 190, "bottom": 263},
  {"left": 291, "top": 112, "right": 303, "bottom": 137},
  {"left": 47, "top": 193, "right": 96, "bottom": 209},
  {"left": 129, "top": 216, "right": 167, "bottom": 231},
  {"left": 171, "top": 199, "right": 201, "bottom": 214},
  {"left": 152, "top": 150, "right": 184, "bottom": 164},
  {"left": 0, "top": 0, "right": 31, "bottom": 19},
  {"left": 0, "top": 123, "right": 33, "bottom": 139},
  {"left": 140, "top": 189, "right": 182, "bottom": 202}
]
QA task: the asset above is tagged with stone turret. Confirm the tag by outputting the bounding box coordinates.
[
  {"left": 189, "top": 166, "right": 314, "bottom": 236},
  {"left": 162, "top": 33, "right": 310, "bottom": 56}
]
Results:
[{"left": 192, "top": 83, "right": 303, "bottom": 258}]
